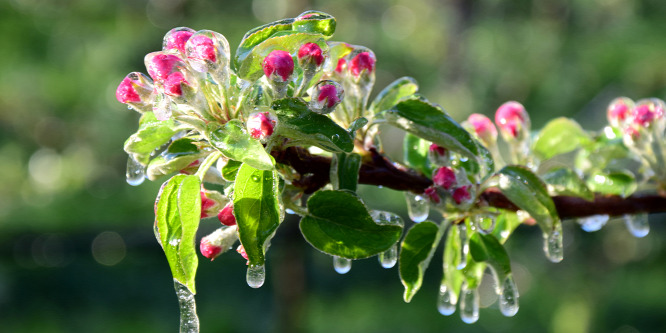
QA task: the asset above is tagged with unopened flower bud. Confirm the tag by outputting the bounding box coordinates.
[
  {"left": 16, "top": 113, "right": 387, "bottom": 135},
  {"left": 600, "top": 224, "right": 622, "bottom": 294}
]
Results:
[
  {"left": 467, "top": 113, "right": 498, "bottom": 146},
  {"left": 606, "top": 97, "right": 634, "bottom": 128},
  {"left": 424, "top": 186, "right": 441, "bottom": 204},
  {"left": 335, "top": 58, "right": 347, "bottom": 74},
  {"left": 237, "top": 244, "right": 249, "bottom": 262},
  {"left": 263, "top": 50, "right": 294, "bottom": 82},
  {"left": 200, "top": 191, "right": 217, "bottom": 218},
  {"left": 116, "top": 72, "right": 154, "bottom": 113},
  {"left": 164, "top": 72, "right": 189, "bottom": 97},
  {"left": 452, "top": 185, "right": 472, "bottom": 205},
  {"left": 298, "top": 42, "right": 324, "bottom": 69},
  {"left": 185, "top": 30, "right": 231, "bottom": 73},
  {"left": 631, "top": 99, "right": 665, "bottom": 128},
  {"left": 188, "top": 35, "right": 216, "bottom": 62},
  {"left": 145, "top": 52, "right": 185, "bottom": 81},
  {"left": 218, "top": 202, "right": 237, "bottom": 226},
  {"left": 310, "top": 80, "right": 343, "bottom": 114},
  {"left": 247, "top": 111, "right": 277, "bottom": 141},
  {"left": 495, "top": 101, "right": 530, "bottom": 140},
  {"left": 200, "top": 238, "right": 222, "bottom": 260},
  {"left": 163, "top": 27, "right": 195, "bottom": 54},
  {"left": 433, "top": 167, "right": 456, "bottom": 190},
  {"left": 350, "top": 51, "right": 375, "bottom": 77},
  {"left": 199, "top": 226, "right": 239, "bottom": 261}
]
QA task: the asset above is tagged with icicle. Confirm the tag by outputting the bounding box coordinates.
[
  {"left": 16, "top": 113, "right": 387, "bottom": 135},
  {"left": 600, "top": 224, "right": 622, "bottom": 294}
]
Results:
[
  {"left": 378, "top": 243, "right": 398, "bottom": 269},
  {"left": 459, "top": 281, "right": 479, "bottom": 324},
  {"left": 457, "top": 223, "right": 469, "bottom": 270},
  {"left": 577, "top": 214, "right": 609, "bottom": 232},
  {"left": 404, "top": 192, "right": 429, "bottom": 223},
  {"left": 174, "top": 280, "right": 200, "bottom": 333},
  {"left": 246, "top": 264, "right": 265, "bottom": 288},
  {"left": 126, "top": 155, "right": 146, "bottom": 186},
  {"left": 473, "top": 213, "right": 496, "bottom": 235},
  {"left": 498, "top": 275, "right": 519, "bottom": 317},
  {"left": 333, "top": 256, "right": 351, "bottom": 274},
  {"left": 437, "top": 283, "right": 457, "bottom": 316},
  {"left": 624, "top": 213, "right": 649, "bottom": 238},
  {"left": 543, "top": 221, "right": 564, "bottom": 263}
]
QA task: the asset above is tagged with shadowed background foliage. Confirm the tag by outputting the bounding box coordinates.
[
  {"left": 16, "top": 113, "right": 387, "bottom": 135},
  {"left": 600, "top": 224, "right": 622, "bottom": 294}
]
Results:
[{"left": 1, "top": 0, "right": 665, "bottom": 332}]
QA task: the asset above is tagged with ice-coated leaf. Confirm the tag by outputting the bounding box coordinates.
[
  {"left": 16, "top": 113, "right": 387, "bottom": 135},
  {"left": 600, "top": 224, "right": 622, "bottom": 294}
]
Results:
[
  {"left": 403, "top": 133, "right": 433, "bottom": 176},
  {"left": 330, "top": 153, "right": 361, "bottom": 191},
  {"left": 492, "top": 211, "right": 521, "bottom": 244},
  {"left": 383, "top": 96, "right": 479, "bottom": 161},
  {"left": 221, "top": 159, "right": 242, "bottom": 181},
  {"left": 235, "top": 18, "right": 294, "bottom": 69},
  {"left": 124, "top": 112, "right": 184, "bottom": 164},
  {"left": 442, "top": 223, "right": 485, "bottom": 295},
  {"left": 291, "top": 11, "right": 336, "bottom": 37},
  {"left": 496, "top": 166, "right": 559, "bottom": 234},
  {"left": 533, "top": 117, "right": 590, "bottom": 160},
  {"left": 370, "top": 77, "right": 419, "bottom": 114},
  {"left": 469, "top": 233, "right": 512, "bottom": 283},
  {"left": 348, "top": 117, "right": 368, "bottom": 136},
  {"left": 154, "top": 174, "right": 201, "bottom": 293},
  {"left": 208, "top": 120, "right": 274, "bottom": 170},
  {"left": 586, "top": 169, "right": 637, "bottom": 198},
  {"left": 542, "top": 166, "right": 594, "bottom": 201},
  {"left": 146, "top": 138, "right": 205, "bottom": 180},
  {"left": 272, "top": 98, "right": 353, "bottom": 153},
  {"left": 300, "top": 190, "right": 403, "bottom": 259},
  {"left": 237, "top": 32, "right": 327, "bottom": 82},
  {"left": 233, "top": 163, "right": 282, "bottom": 266},
  {"left": 399, "top": 221, "right": 442, "bottom": 302}
]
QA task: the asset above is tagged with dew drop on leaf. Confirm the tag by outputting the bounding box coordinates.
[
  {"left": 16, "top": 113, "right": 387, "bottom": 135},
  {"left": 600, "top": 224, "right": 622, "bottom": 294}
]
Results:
[
  {"left": 126, "top": 155, "right": 146, "bottom": 186},
  {"left": 404, "top": 192, "right": 429, "bottom": 223},
  {"left": 459, "top": 281, "right": 479, "bottom": 324},
  {"left": 577, "top": 214, "right": 609, "bottom": 232},
  {"left": 499, "top": 275, "right": 519, "bottom": 317},
  {"left": 624, "top": 213, "right": 649, "bottom": 238},
  {"left": 378, "top": 243, "right": 398, "bottom": 269},
  {"left": 246, "top": 264, "right": 266, "bottom": 288},
  {"left": 333, "top": 256, "right": 352, "bottom": 274},
  {"left": 472, "top": 213, "right": 496, "bottom": 234},
  {"left": 437, "top": 283, "right": 457, "bottom": 316}
]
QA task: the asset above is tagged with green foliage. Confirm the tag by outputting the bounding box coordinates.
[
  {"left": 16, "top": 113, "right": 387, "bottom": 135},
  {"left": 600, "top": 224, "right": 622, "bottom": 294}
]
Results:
[
  {"left": 330, "top": 153, "right": 361, "bottom": 191},
  {"left": 586, "top": 169, "right": 637, "bottom": 197},
  {"left": 541, "top": 166, "right": 594, "bottom": 201},
  {"left": 208, "top": 120, "right": 274, "bottom": 170},
  {"left": 399, "top": 221, "right": 441, "bottom": 302},
  {"left": 532, "top": 117, "right": 590, "bottom": 160}
]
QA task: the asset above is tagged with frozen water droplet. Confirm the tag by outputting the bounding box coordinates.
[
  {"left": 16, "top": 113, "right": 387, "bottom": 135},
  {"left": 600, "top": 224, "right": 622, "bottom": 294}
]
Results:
[
  {"left": 499, "top": 275, "right": 519, "bottom": 317},
  {"left": 331, "top": 134, "right": 340, "bottom": 141},
  {"left": 310, "top": 80, "right": 344, "bottom": 114},
  {"left": 169, "top": 238, "right": 181, "bottom": 247},
  {"left": 405, "top": 192, "right": 429, "bottom": 223},
  {"left": 543, "top": 222, "right": 564, "bottom": 263},
  {"left": 378, "top": 243, "right": 398, "bottom": 269},
  {"left": 624, "top": 213, "right": 649, "bottom": 238},
  {"left": 437, "top": 283, "right": 457, "bottom": 316},
  {"left": 457, "top": 224, "right": 469, "bottom": 270},
  {"left": 251, "top": 175, "right": 260, "bottom": 182},
  {"left": 577, "top": 214, "right": 609, "bottom": 232},
  {"left": 460, "top": 281, "right": 479, "bottom": 324},
  {"left": 473, "top": 214, "right": 496, "bottom": 234},
  {"left": 333, "top": 256, "right": 351, "bottom": 274},
  {"left": 285, "top": 208, "right": 295, "bottom": 215},
  {"left": 173, "top": 280, "right": 200, "bottom": 332},
  {"left": 126, "top": 155, "right": 145, "bottom": 186},
  {"left": 246, "top": 264, "right": 265, "bottom": 288},
  {"left": 370, "top": 210, "right": 404, "bottom": 227}
]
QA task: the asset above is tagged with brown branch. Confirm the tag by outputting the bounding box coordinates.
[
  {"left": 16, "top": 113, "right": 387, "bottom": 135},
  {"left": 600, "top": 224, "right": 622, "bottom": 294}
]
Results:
[{"left": 272, "top": 147, "right": 666, "bottom": 218}]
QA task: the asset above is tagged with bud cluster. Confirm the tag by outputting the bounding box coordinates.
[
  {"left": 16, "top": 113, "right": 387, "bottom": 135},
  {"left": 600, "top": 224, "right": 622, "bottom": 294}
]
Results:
[{"left": 424, "top": 166, "right": 476, "bottom": 209}]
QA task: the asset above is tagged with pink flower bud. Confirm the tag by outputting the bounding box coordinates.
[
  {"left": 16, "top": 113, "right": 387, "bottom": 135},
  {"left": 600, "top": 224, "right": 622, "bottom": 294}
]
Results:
[
  {"left": 350, "top": 51, "right": 375, "bottom": 77},
  {"left": 452, "top": 185, "right": 472, "bottom": 205},
  {"left": 424, "top": 186, "right": 441, "bottom": 204},
  {"left": 495, "top": 101, "right": 530, "bottom": 139},
  {"left": 310, "top": 80, "right": 343, "bottom": 114},
  {"left": 335, "top": 58, "right": 347, "bottom": 74},
  {"left": 200, "top": 238, "right": 222, "bottom": 261},
  {"left": 145, "top": 52, "right": 184, "bottom": 81},
  {"left": 623, "top": 125, "right": 641, "bottom": 141},
  {"left": 116, "top": 77, "right": 142, "bottom": 103},
  {"left": 433, "top": 167, "right": 456, "bottom": 190},
  {"left": 163, "top": 27, "right": 195, "bottom": 54},
  {"left": 116, "top": 72, "right": 154, "bottom": 112},
  {"left": 200, "top": 191, "right": 217, "bottom": 218},
  {"left": 263, "top": 50, "right": 294, "bottom": 82},
  {"left": 298, "top": 43, "right": 324, "bottom": 67},
  {"left": 247, "top": 111, "right": 277, "bottom": 141},
  {"left": 164, "top": 72, "right": 189, "bottom": 97},
  {"left": 467, "top": 113, "right": 498, "bottom": 145},
  {"left": 606, "top": 97, "right": 633, "bottom": 128},
  {"left": 217, "top": 203, "right": 236, "bottom": 226},
  {"left": 631, "top": 99, "right": 664, "bottom": 128},
  {"left": 187, "top": 34, "right": 217, "bottom": 63},
  {"left": 237, "top": 244, "right": 249, "bottom": 262},
  {"left": 429, "top": 144, "right": 447, "bottom": 156}
]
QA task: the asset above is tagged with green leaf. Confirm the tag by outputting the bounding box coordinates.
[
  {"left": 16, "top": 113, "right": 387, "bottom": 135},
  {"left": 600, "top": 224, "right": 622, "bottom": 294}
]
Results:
[
  {"left": 442, "top": 223, "right": 485, "bottom": 295},
  {"left": 233, "top": 163, "right": 282, "bottom": 266},
  {"left": 399, "top": 221, "right": 441, "bottom": 302},
  {"left": 235, "top": 18, "right": 294, "bottom": 69},
  {"left": 237, "top": 32, "right": 327, "bottom": 82},
  {"left": 300, "top": 190, "right": 403, "bottom": 259},
  {"left": 542, "top": 167, "right": 594, "bottom": 201},
  {"left": 330, "top": 153, "right": 361, "bottom": 191},
  {"left": 291, "top": 11, "right": 336, "bottom": 37},
  {"left": 384, "top": 96, "right": 479, "bottom": 161},
  {"left": 370, "top": 77, "right": 419, "bottom": 114},
  {"left": 533, "top": 117, "right": 590, "bottom": 160},
  {"left": 496, "top": 165, "right": 559, "bottom": 234},
  {"left": 348, "top": 117, "right": 368, "bottom": 136},
  {"left": 492, "top": 211, "right": 521, "bottom": 244},
  {"left": 221, "top": 159, "right": 242, "bottom": 181},
  {"left": 272, "top": 98, "right": 353, "bottom": 153},
  {"left": 586, "top": 169, "right": 637, "bottom": 197},
  {"left": 403, "top": 133, "right": 433, "bottom": 177},
  {"left": 208, "top": 120, "right": 274, "bottom": 170},
  {"left": 153, "top": 174, "right": 201, "bottom": 293},
  {"left": 469, "top": 233, "right": 511, "bottom": 284},
  {"left": 124, "top": 112, "right": 184, "bottom": 164}
]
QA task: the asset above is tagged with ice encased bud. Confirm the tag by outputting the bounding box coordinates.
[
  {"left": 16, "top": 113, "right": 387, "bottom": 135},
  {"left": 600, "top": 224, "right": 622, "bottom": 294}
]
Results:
[
  {"left": 310, "top": 80, "right": 343, "bottom": 114},
  {"left": 262, "top": 50, "right": 295, "bottom": 82},
  {"left": 163, "top": 27, "right": 195, "bottom": 54},
  {"left": 631, "top": 98, "right": 665, "bottom": 129},
  {"left": 247, "top": 111, "right": 277, "bottom": 141},
  {"left": 116, "top": 72, "right": 154, "bottom": 113},
  {"left": 298, "top": 42, "right": 324, "bottom": 68},
  {"left": 185, "top": 30, "right": 231, "bottom": 74},
  {"left": 349, "top": 51, "right": 376, "bottom": 77},
  {"left": 466, "top": 113, "right": 498, "bottom": 146},
  {"left": 144, "top": 51, "right": 186, "bottom": 81},
  {"left": 606, "top": 97, "right": 634, "bottom": 128},
  {"left": 495, "top": 101, "right": 530, "bottom": 140}
]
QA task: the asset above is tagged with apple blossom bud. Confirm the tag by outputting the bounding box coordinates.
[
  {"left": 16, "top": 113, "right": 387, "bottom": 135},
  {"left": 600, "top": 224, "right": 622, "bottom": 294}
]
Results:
[
  {"left": 200, "top": 191, "right": 217, "bottom": 218},
  {"left": 188, "top": 34, "right": 217, "bottom": 63},
  {"left": 247, "top": 111, "right": 277, "bottom": 141},
  {"left": 199, "top": 226, "right": 239, "bottom": 261},
  {"left": 424, "top": 186, "right": 441, "bottom": 204},
  {"left": 116, "top": 72, "right": 154, "bottom": 113},
  {"left": 335, "top": 58, "right": 347, "bottom": 74},
  {"left": 428, "top": 144, "right": 450, "bottom": 166},
  {"left": 145, "top": 52, "right": 185, "bottom": 82},
  {"left": 452, "top": 185, "right": 472, "bottom": 205},
  {"left": 495, "top": 101, "right": 530, "bottom": 140},
  {"left": 350, "top": 51, "right": 375, "bottom": 77},
  {"left": 310, "top": 80, "right": 343, "bottom": 114},
  {"left": 606, "top": 97, "right": 634, "bottom": 128},
  {"left": 263, "top": 50, "right": 294, "bottom": 82},
  {"left": 433, "top": 167, "right": 456, "bottom": 190},
  {"left": 163, "top": 27, "right": 195, "bottom": 54},
  {"left": 298, "top": 42, "right": 324, "bottom": 68},
  {"left": 631, "top": 99, "right": 665, "bottom": 128},
  {"left": 200, "top": 238, "right": 223, "bottom": 260},
  {"left": 467, "top": 113, "right": 498, "bottom": 146},
  {"left": 218, "top": 203, "right": 236, "bottom": 226},
  {"left": 237, "top": 244, "right": 249, "bottom": 262},
  {"left": 164, "top": 72, "right": 189, "bottom": 97},
  {"left": 623, "top": 125, "right": 641, "bottom": 141},
  {"left": 185, "top": 30, "right": 231, "bottom": 74}
]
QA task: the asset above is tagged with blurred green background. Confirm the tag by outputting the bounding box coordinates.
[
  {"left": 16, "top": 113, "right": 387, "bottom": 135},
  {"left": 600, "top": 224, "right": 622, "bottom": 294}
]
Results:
[{"left": 1, "top": 0, "right": 666, "bottom": 332}]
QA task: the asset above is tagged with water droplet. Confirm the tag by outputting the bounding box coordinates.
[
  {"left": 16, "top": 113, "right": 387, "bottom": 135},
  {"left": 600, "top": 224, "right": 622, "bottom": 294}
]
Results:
[
  {"left": 499, "top": 275, "right": 519, "bottom": 317},
  {"left": 370, "top": 210, "right": 404, "bottom": 227},
  {"left": 378, "top": 243, "right": 398, "bottom": 269},
  {"left": 333, "top": 256, "right": 351, "bottom": 274},
  {"left": 577, "top": 214, "right": 609, "bottom": 232},
  {"left": 246, "top": 264, "right": 265, "bottom": 288},
  {"left": 460, "top": 281, "right": 479, "bottom": 324},
  {"left": 624, "top": 213, "right": 649, "bottom": 238},
  {"left": 168, "top": 238, "right": 181, "bottom": 247},
  {"left": 331, "top": 134, "right": 340, "bottom": 141},
  {"left": 543, "top": 222, "right": 564, "bottom": 263},
  {"left": 405, "top": 192, "right": 429, "bottom": 223},
  {"left": 285, "top": 208, "right": 295, "bottom": 215},
  {"left": 251, "top": 175, "right": 260, "bottom": 182},
  {"left": 473, "top": 214, "right": 496, "bottom": 234},
  {"left": 126, "top": 155, "right": 145, "bottom": 186},
  {"left": 437, "top": 283, "right": 457, "bottom": 316},
  {"left": 457, "top": 224, "right": 469, "bottom": 270}
]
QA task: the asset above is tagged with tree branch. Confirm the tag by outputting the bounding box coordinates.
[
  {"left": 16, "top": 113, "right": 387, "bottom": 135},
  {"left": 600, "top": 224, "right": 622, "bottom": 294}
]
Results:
[{"left": 272, "top": 147, "right": 666, "bottom": 218}]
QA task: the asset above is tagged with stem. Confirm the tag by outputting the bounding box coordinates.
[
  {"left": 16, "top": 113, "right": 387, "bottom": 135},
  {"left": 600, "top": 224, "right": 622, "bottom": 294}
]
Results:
[
  {"left": 195, "top": 151, "right": 222, "bottom": 181},
  {"left": 174, "top": 280, "right": 200, "bottom": 333}
]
